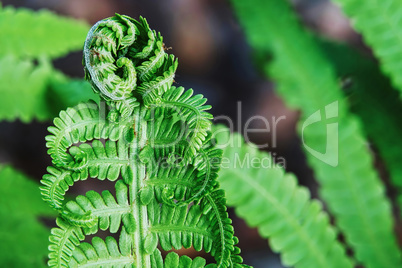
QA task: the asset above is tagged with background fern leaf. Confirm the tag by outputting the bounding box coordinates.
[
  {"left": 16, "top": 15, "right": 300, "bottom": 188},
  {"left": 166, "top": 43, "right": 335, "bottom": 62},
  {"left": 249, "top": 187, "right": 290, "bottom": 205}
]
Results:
[
  {"left": 230, "top": 0, "right": 402, "bottom": 267},
  {"left": 318, "top": 39, "right": 402, "bottom": 203},
  {"left": 332, "top": 0, "right": 402, "bottom": 96},
  {"left": 0, "top": 166, "right": 55, "bottom": 267},
  {"left": 0, "top": 56, "right": 99, "bottom": 122},
  {"left": 0, "top": 4, "right": 89, "bottom": 59},
  {"left": 0, "top": 56, "right": 54, "bottom": 121},
  {"left": 213, "top": 126, "right": 354, "bottom": 268},
  {"left": 48, "top": 76, "right": 100, "bottom": 113}
]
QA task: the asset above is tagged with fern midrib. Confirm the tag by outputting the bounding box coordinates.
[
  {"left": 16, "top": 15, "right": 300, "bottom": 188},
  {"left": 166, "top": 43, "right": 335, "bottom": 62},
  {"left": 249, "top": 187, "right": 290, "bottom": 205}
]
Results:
[
  {"left": 88, "top": 158, "right": 129, "bottom": 166},
  {"left": 224, "top": 168, "right": 330, "bottom": 268},
  {"left": 187, "top": 149, "right": 211, "bottom": 202},
  {"left": 205, "top": 194, "right": 232, "bottom": 267},
  {"left": 150, "top": 225, "right": 213, "bottom": 239},
  {"left": 142, "top": 72, "right": 175, "bottom": 98},
  {"left": 91, "top": 205, "right": 131, "bottom": 217},
  {"left": 76, "top": 255, "right": 134, "bottom": 267},
  {"left": 138, "top": 46, "right": 164, "bottom": 80},
  {"left": 57, "top": 226, "right": 79, "bottom": 267},
  {"left": 313, "top": 143, "right": 397, "bottom": 267},
  {"left": 150, "top": 138, "right": 182, "bottom": 146},
  {"left": 129, "top": 107, "right": 150, "bottom": 267},
  {"left": 49, "top": 170, "right": 71, "bottom": 208},
  {"left": 147, "top": 178, "right": 194, "bottom": 187}
]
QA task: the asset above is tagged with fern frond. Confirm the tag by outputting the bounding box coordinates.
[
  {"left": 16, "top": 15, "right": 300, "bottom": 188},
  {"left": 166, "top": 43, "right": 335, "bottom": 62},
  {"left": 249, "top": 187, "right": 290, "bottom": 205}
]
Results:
[
  {"left": 230, "top": 0, "right": 402, "bottom": 267},
  {"left": 137, "top": 54, "right": 178, "bottom": 106},
  {"left": 200, "top": 191, "right": 245, "bottom": 268},
  {"left": 83, "top": 14, "right": 177, "bottom": 114},
  {"left": 127, "top": 16, "right": 156, "bottom": 59},
  {"left": 0, "top": 5, "right": 89, "bottom": 59},
  {"left": 331, "top": 0, "right": 402, "bottom": 95},
  {"left": 69, "top": 234, "right": 134, "bottom": 267},
  {"left": 73, "top": 139, "right": 130, "bottom": 181},
  {"left": 45, "top": 101, "right": 122, "bottom": 168},
  {"left": 41, "top": 139, "right": 132, "bottom": 210},
  {"left": 148, "top": 86, "right": 213, "bottom": 160},
  {"left": 144, "top": 137, "right": 220, "bottom": 206},
  {"left": 150, "top": 251, "right": 207, "bottom": 268},
  {"left": 318, "top": 39, "right": 402, "bottom": 196},
  {"left": 136, "top": 33, "right": 166, "bottom": 82},
  {"left": 213, "top": 126, "right": 353, "bottom": 268},
  {"left": 40, "top": 167, "right": 76, "bottom": 210},
  {"left": 62, "top": 180, "right": 132, "bottom": 233},
  {"left": 147, "top": 190, "right": 244, "bottom": 267},
  {"left": 147, "top": 199, "right": 214, "bottom": 252},
  {"left": 145, "top": 113, "right": 189, "bottom": 160},
  {"left": 44, "top": 14, "right": 247, "bottom": 268},
  {"left": 48, "top": 218, "right": 84, "bottom": 268}
]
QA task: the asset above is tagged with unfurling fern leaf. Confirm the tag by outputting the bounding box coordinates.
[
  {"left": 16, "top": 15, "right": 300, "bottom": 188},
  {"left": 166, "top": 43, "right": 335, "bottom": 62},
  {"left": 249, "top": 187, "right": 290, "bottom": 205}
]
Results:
[{"left": 42, "top": 14, "right": 248, "bottom": 267}]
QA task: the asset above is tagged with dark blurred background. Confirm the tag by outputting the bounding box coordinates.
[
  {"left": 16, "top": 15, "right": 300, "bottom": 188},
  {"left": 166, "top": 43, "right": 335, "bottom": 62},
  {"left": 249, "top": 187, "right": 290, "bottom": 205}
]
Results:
[{"left": 0, "top": 0, "right": 360, "bottom": 266}]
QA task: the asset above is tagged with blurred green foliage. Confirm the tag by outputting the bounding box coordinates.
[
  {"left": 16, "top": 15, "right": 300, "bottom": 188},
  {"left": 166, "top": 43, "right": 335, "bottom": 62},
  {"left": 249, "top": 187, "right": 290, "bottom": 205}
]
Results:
[
  {"left": 0, "top": 166, "right": 55, "bottom": 267},
  {"left": 0, "top": 5, "right": 97, "bottom": 267},
  {"left": 225, "top": 0, "right": 402, "bottom": 267}
]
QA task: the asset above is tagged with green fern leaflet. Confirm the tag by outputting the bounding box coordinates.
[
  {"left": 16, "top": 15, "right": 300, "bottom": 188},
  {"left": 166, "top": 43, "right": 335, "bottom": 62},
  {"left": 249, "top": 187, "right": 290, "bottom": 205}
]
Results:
[
  {"left": 214, "top": 125, "right": 353, "bottom": 268},
  {"left": 41, "top": 14, "right": 248, "bottom": 268}
]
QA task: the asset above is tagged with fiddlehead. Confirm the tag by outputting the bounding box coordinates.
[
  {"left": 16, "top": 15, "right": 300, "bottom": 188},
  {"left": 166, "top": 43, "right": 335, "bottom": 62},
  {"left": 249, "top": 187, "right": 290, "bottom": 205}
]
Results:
[{"left": 42, "top": 14, "right": 248, "bottom": 268}]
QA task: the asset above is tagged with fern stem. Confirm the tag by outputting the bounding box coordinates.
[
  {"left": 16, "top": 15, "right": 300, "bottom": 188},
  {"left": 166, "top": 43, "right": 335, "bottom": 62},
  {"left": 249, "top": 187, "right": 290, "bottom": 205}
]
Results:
[{"left": 130, "top": 107, "right": 151, "bottom": 267}]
